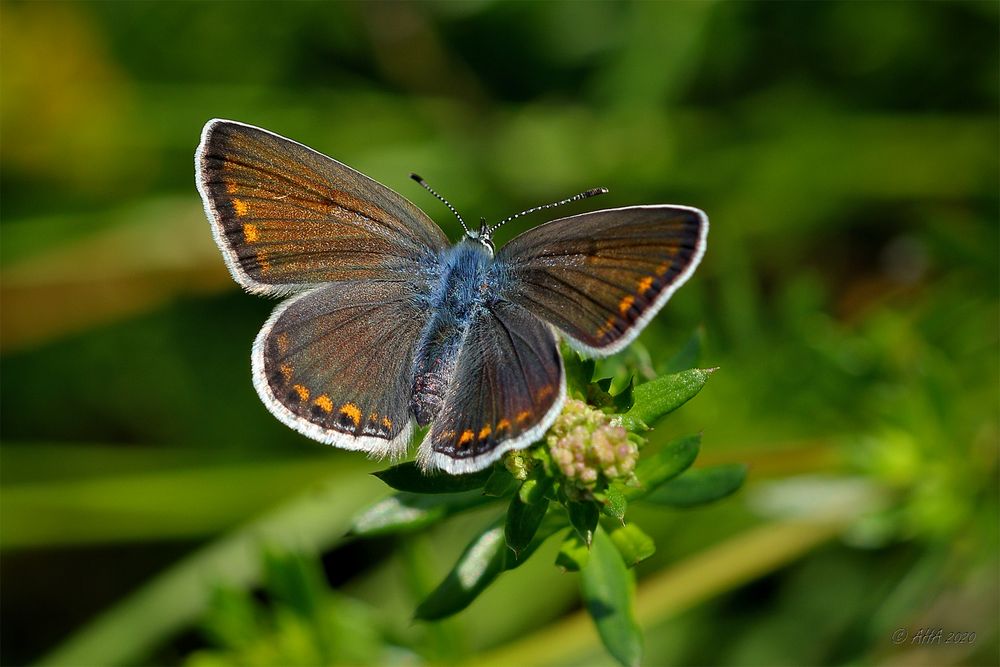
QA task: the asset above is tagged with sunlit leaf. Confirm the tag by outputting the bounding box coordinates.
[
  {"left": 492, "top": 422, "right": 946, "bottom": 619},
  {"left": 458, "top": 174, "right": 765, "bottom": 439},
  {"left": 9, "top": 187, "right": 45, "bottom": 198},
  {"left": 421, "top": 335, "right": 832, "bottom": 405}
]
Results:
[
  {"left": 628, "top": 434, "right": 701, "bottom": 500},
  {"left": 626, "top": 368, "right": 717, "bottom": 426},
  {"left": 601, "top": 484, "right": 628, "bottom": 522},
  {"left": 606, "top": 523, "right": 656, "bottom": 567}
]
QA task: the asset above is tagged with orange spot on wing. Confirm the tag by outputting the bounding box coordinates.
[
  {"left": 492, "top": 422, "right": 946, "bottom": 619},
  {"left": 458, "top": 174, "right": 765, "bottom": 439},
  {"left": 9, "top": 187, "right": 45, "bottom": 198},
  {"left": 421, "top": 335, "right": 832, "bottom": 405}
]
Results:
[
  {"left": 638, "top": 276, "right": 654, "bottom": 294},
  {"left": 243, "top": 223, "right": 259, "bottom": 243},
  {"left": 496, "top": 418, "right": 511, "bottom": 432},
  {"left": 596, "top": 316, "right": 617, "bottom": 338},
  {"left": 232, "top": 198, "right": 249, "bottom": 216},
  {"left": 314, "top": 394, "right": 333, "bottom": 413},
  {"left": 339, "top": 403, "right": 361, "bottom": 427},
  {"left": 536, "top": 385, "right": 554, "bottom": 401},
  {"left": 382, "top": 416, "right": 393, "bottom": 430},
  {"left": 256, "top": 250, "right": 271, "bottom": 274},
  {"left": 516, "top": 410, "right": 531, "bottom": 424},
  {"left": 655, "top": 261, "right": 670, "bottom": 276},
  {"left": 292, "top": 384, "right": 310, "bottom": 401},
  {"left": 619, "top": 295, "right": 635, "bottom": 316},
  {"left": 478, "top": 425, "right": 492, "bottom": 440},
  {"left": 458, "top": 430, "right": 475, "bottom": 446},
  {"left": 276, "top": 333, "right": 289, "bottom": 355},
  {"left": 225, "top": 181, "right": 238, "bottom": 194},
  {"left": 280, "top": 363, "right": 293, "bottom": 381}
]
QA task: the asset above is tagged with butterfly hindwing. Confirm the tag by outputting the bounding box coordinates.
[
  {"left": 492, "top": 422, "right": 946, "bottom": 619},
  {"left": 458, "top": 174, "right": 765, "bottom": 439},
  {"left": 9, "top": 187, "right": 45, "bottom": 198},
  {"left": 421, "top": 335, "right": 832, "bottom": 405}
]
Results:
[
  {"left": 496, "top": 205, "right": 708, "bottom": 356},
  {"left": 196, "top": 119, "right": 449, "bottom": 294},
  {"left": 253, "top": 280, "right": 429, "bottom": 457},
  {"left": 420, "top": 300, "right": 565, "bottom": 473}
]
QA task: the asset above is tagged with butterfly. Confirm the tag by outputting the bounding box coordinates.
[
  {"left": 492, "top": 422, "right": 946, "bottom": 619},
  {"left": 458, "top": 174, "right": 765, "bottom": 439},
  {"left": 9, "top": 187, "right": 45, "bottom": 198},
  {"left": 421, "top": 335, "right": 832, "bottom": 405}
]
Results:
[{"left": 195, "top": 119, "right": 708, "bottom": 474}]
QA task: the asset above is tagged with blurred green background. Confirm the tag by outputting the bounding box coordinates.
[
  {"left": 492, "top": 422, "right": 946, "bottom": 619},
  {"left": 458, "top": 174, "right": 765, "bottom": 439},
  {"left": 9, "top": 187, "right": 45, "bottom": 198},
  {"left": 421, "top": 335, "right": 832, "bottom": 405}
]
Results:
[{"left": 1, "top": 1, "right": 997, "bottom": 665}]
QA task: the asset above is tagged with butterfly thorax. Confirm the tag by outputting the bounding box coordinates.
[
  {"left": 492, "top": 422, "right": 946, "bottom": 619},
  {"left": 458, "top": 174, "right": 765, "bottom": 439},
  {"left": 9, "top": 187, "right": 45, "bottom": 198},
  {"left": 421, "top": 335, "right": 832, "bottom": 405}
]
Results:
[{"left": 410, "top": 239, "right": 499, "bottom": 426}]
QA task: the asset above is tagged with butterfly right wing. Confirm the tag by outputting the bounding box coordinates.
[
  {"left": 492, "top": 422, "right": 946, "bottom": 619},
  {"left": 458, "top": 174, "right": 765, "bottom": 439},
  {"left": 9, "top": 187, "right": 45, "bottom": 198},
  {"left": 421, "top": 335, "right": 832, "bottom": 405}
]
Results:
[
  {"left": 197, "top": 119, "right": 449, "bottom": 294},
  {"left": 253, "top": 280, "right": 429, "bottom": 457}
]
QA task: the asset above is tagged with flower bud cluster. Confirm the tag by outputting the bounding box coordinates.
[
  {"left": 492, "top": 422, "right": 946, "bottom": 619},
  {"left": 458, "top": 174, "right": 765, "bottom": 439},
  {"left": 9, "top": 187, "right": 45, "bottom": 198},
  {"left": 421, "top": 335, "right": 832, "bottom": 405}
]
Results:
[{"left": 547, "top": 399, "right": 638, "bottom": 489}]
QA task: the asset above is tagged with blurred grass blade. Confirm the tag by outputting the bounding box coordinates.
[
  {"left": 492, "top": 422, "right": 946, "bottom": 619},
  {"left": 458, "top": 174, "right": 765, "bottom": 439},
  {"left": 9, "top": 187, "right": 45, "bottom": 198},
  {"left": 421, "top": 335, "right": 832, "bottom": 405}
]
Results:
[
  {"left": 372, "top": 462, "right": 493, "bottom": 494},
  {"left": 581, "top": 527, "right": 642, "bottom": 667},
  {"left": 627, "top": 434, "right": 701, "bottom": 500},
  {"left": 605, "top": 523, "right": 656, "bottom": 568},
  {"left": 646, "top": 464, "right": 749, "bottom": 508},
  {"left": 349, "top": 490, "right": 493, "bottom": 537},
  {"left": 626, "top": 368, "right": 716, "bottom": 426},
  {"left": 38, "top": 472, "right": 385, "bottom": 667}
]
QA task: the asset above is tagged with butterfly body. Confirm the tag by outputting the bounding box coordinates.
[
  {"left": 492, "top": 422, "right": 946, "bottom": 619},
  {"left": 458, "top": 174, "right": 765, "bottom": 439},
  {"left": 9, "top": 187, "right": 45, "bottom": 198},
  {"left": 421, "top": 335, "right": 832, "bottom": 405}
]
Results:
[
  {"left": 196, "top": 119, "right": 708, "bottom": 474},
  {"left": 411, "top": 238, "right": 498, "bottom": 426}
]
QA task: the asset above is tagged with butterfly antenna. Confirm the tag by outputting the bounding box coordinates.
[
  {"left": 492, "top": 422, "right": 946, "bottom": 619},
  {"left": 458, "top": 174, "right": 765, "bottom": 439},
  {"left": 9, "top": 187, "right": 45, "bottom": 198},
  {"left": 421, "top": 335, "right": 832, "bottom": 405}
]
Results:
[
  {"left": 487, "top": 187, "right": 609, "bottom": 236},
  {"left": 410, "top": 173, "right": 470, "bottom": 234}
]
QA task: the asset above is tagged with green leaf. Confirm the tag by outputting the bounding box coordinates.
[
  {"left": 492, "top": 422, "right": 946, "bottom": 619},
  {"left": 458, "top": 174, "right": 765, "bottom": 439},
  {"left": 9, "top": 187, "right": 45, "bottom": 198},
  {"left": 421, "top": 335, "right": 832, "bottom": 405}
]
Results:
[
  {"left": 483, "top": 466, "right": 517, "bottom": 497},
  {"left": 612, "top": 376, "right": 635, "bottom": 412},
  {"left": 505, "top": 493, "right": 550, "bottom": 558},
  {"left": 349, "top": 490, "right": 491, "bottom": 537},
  {"left": 563, "top": 346, "right": 595, "bottom": 394},
  {"left": 606, "top": 523, "right": 656, "bottom": 567},
  {"left": 597, "top": 377, "right": 613, "bottom": 392},
  {"left": 414, "top": 519, "right": 508, "bottom": 620},
  {"left": 518, "top": 470, "right": 553, "bottom": 505},
  {"left": 555, "top": 530, "right": 590, "bottom": 572},
  {"left": 568, "top": 499, "right": 600, "bottom": 546},
  {"left": 626, "top": 367, "right": 717, "bottom": 426},
  {"left": 581, "top": 527, "right": 643, "bottom": 667},
  {"left": 417, "top": 512, "right": 564, "bottom": 620},
  {"left": 628, "top": 434, "right": 701, "bottom": 500},
  {"left": 373, "top": 462, "right": 492, "bottom": 494},
  {"left": 601, "top": 484, "right": 628, "bottom": 522},
  {"left": 664, "top": 326, "right": 704, "bottom": 373},
  {"left": 645, "top": 464, "right": 748, "bottom": 507}
]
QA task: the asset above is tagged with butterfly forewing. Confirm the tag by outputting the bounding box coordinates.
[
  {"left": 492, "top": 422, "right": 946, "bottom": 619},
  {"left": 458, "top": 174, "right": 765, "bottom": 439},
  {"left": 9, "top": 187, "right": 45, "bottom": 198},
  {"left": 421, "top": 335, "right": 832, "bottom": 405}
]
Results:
[
  {"left": 196, "top": 120, "right": 448, "bottom": 294},
  {"left": 253, "top": 280, "right": 428, "bottom": 457},
  {"left": 497, "top": 205, "right": 708, "bottom": 356},
  {"left": 420, "top": 300, "right": 565, "bottom": 474}
]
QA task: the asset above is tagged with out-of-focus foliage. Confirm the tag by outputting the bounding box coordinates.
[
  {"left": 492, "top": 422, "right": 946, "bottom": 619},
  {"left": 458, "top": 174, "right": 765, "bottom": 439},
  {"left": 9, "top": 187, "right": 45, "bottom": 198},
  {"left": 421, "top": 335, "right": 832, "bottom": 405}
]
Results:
[{"left": 1, "top": 1, "right": 996, "bottom": 666}]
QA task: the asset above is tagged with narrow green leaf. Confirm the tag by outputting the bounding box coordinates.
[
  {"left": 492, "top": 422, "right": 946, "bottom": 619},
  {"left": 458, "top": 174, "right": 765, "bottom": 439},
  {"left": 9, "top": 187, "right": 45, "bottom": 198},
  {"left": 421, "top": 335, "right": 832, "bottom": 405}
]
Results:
[
  {"left": 483, "top": 466, "right": 517, "bottom": 497},
  {"left": 505, "top": 493, "right": 550, "bottom": 558},
  {"left": 349, "top": 490, "right": 491, "bottom": 537},
  {"left": 627, "top": 434, "right": 701, "bottom": 500},
  {"left": 555, "top": 530, "right": 590, "bottom": 572},
  {"left": 581, "top": 527, "right": 643, "bottom": 667},
  {"left": 505, "top": 511, "right": 565, "bottom": 571},
  {"left": 568, "top": 500, "right": 600, "bottom": 546},
  {"left": 645, "top": 464, "right": 748, "bottom": 507},
  {"left": 373, "top": 462, "right": 492, "bottom": 494},
  {"left": 414, "top": 519, "right": 508, "bottom": 620},
  {"left": 612, "top": 376, "right": 635, "bottom": 412},
  {"left": 601, "top": 484, "right": 628, "bottom": 522},
  {"left": 596, "top": 377, "right": 613, "bottom": 392},
  {"left": 606, "top": 523, "right": 656, "bottom": 567},
  {"left": 664, "top": 326, "right": 704, "bottom": 373},
  {"left": 627, "top": 367, "right": 717, "bottom": 426}
]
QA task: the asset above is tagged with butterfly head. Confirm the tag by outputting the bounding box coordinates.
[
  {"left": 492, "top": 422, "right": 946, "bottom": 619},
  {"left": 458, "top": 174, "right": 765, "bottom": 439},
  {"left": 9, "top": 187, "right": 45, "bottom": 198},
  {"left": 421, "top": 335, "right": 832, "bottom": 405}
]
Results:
[{"left": 465, "top": 218, "right": 496, "bottom": 255}]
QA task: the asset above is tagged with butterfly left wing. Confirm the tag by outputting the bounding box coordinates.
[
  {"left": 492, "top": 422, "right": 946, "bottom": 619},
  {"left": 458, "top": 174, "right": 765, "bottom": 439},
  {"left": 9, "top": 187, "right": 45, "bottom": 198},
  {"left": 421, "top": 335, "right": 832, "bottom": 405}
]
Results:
[
  {"left": 419, "top": 300, "right": 564, "bottom": 473},
  {"left": 496, "top": 205, "right": 708, "bottom": 356},
  {"left": 196, "top": 119, "right": 448, "bottom": 294},
  {"left": 253, "top": 280, "right": 428, "bottom": 457}
]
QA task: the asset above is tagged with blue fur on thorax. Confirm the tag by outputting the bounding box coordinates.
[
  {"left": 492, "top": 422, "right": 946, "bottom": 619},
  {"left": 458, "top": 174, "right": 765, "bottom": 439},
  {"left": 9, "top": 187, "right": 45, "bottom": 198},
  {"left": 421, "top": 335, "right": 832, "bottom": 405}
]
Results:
[{"left": 409, "top": 238, "right": 505, "bottom": 423}]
